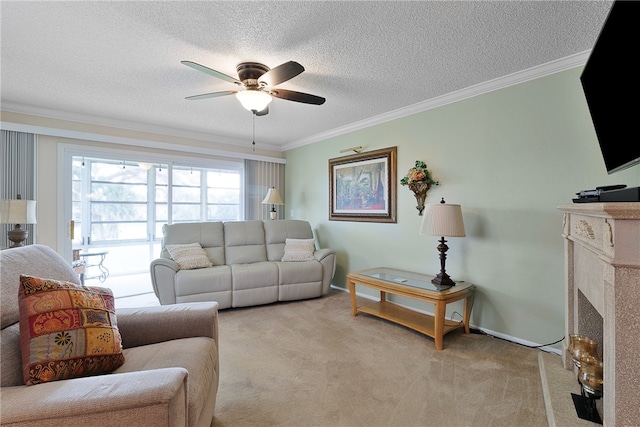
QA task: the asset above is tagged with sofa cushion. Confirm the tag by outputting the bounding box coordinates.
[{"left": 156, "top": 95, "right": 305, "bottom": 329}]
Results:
[
  {"left": 175, "top": 266, "right": 233, "bottom": 308},
  {"left": 230, "top": 262, "right": 278, "bottom": 307},
  {"left": 18, "top": 275, "right": 125, "bottom": 385},
  {"left": 264, "top": 219, "right": 314, "bottom": 261},
  {"left": 276, "top": 260, "right": 323, "bottom": 301},
  {"left": 224, "top": 221, "right": 268, "bottom": 264},
  {"left": 166, "top": 242, "right": 213, "bottom": 270},
  {"left": 162, "top": 222, "right": 226, "bottom": 266},
  {"left": 281, "top": 238, "right": 315, "bottom": 262}
]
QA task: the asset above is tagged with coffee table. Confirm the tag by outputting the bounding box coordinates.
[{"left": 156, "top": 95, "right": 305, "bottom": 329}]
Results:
[{"left": 347, "top": 267, "right": 475, "bottom": 350}]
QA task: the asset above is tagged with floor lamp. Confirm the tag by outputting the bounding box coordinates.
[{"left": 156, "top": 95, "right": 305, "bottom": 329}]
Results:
[{"left": 419, "top": 197, "right": 466, "bottom": 287}]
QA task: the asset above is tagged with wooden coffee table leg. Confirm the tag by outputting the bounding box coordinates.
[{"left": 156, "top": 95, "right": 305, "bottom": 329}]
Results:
[
  {"left": 434, "top": 301, "right": 446, "bottom": 350},
  {"left": 348, "top": 279, "right": 358, "bottom": 316}
]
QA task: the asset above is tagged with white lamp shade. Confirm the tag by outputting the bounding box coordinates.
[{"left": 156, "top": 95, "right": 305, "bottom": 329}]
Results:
[
  {"left": 235, "top": 90, "right": 273, "bottom": 112},
  {"left": 0, "top": 199, "right": 37, "bottom": 225},
  {"left": 420, "top": 203, "right": 465, "bottom": 237},
  {"left": 262, "top": 188, "right": 284, "bottom": 205}
]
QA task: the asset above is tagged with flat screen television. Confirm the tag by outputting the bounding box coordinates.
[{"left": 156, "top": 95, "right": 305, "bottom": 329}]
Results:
[{"left": 580, "top": 0, "right": 640, "bottom": 174}]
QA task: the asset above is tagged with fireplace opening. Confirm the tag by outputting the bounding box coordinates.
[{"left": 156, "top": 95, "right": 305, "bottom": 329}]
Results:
[{"left": 577, "top": 289, "right": 604, "bottom": 361}]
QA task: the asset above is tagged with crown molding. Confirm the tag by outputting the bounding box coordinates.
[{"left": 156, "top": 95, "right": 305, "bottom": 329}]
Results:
[
  {"left": 0, "top": 102, "right": 284, "bottom": 154},
  {"left": 0, "top": 119, "right": 286, "bottom": 164},
  {"left": 282, "top": 51, "right": 590, "bottom": 151}
]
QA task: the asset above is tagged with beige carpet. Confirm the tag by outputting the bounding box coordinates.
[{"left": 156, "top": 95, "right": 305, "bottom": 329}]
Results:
[{"left": 213, "top": 289, "right": 548, "bottom": 427}]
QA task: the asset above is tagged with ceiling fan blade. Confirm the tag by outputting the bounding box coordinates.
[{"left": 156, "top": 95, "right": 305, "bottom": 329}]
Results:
[
  {"left": 269, "top": 89, "right": 326, "bottom": 105},
  {"left": 185, "top": 90, "right": 236, "bottom": 100},
  {"left": 255, "top": 106, "right": 269, "bottom": 116},
  {"left": 181, "top": 61, "right": 242, "bottom": 85},
  {"left": 259, "top": 61, "right": 304, "bottom": 87}
]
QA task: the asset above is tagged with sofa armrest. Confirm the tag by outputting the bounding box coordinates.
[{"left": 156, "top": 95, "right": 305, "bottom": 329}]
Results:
[
  {"left": 150, "top": 258, "right": 179, "bottom": 304},
  {"left": 116, "top": 302, "right": 219, "bottom": 349},
  {"left": 1, "top": 369, "right": 188, "bottom": 427},
  {"left": 314, "top": 249, "right": 336, "bottom": 294},
  {"left": 314, "top": 248, "right": 335, "bottom": 265}
]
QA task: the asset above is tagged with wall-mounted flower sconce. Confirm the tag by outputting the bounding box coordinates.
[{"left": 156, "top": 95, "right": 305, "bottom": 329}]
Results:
[{"left": 400, "top": 160, "right": 439, "bottom": 215}]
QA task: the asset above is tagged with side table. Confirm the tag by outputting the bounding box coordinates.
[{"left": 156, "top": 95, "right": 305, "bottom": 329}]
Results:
[
  {"left": 77, "top": 250, "right": 110, "bottom": 284},
  {"left": 347, "top": 267, "right": 475, "bottom": 350}
]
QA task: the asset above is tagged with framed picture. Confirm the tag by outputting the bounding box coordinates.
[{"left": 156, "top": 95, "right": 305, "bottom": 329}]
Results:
[{"left": 329, "top": 146, "right": 397, "bottom": 223}]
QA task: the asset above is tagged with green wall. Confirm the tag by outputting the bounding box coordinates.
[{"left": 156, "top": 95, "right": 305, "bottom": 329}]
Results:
[{"left": 284, "top": 67, "right": 640, "bottom": 347}]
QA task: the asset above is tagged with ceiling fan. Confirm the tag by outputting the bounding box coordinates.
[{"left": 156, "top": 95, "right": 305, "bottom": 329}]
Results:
[{"left": 181, "top": 60, "right": 326, "bottom": 116}]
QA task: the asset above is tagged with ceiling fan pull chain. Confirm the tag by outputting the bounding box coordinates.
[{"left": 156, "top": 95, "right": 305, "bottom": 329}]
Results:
[{"left": 252, "top": 111, "right": 256, "bottom": 152}]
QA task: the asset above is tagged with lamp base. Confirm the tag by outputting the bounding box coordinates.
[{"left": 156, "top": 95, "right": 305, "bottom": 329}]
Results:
[
  {"left": 7, "top": 225, "right": 28, "bottom": 248},
  {"left": 431, "top": 272, "right": 456, "bottom": 288},
  {"left": 431, "top": 236, "right": 456, "bottom": 288}
]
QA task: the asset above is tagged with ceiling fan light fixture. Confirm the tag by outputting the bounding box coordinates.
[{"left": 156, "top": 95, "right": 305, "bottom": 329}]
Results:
[{"left": 235, "top": 89, "right": 272, "bottom": 113}]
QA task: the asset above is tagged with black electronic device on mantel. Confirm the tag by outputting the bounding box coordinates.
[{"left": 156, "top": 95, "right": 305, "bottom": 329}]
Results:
[
  {"left": 574, "top": 185, "right": 640, "bottom": 203},
  {"left": 580, "top": 0, "right": 640, "bottom": 174}
]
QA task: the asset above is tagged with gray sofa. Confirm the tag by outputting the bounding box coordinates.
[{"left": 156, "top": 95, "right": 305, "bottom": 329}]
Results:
[
  {"left": 150, "top": 220, "right": 336, "bottom": 309},
  {"left": 1, "top": 244, "right": 219, "bottom": 427}
]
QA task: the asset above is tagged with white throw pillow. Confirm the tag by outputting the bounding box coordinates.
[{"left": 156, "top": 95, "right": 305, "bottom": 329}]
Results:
[
  {"left": 281, "top": 238, "right": 315, "bottom": 262},
  {"left": 166, "top": 242, "right": 213, "bottom": 270}
]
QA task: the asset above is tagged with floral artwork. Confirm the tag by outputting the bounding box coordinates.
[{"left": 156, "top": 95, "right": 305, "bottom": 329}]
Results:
[
  {"left": 335, "top": 159, "right": 386, "bottom": 211},
  {"left": 329, "top": 147, "right": 397, "bottom": 223},
  {"left": 400, "top": 160, "right": 439, "bottom": 215}
]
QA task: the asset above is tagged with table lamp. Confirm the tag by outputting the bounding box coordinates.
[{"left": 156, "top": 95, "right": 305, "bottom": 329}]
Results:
[
  {"left": 262, "top": 187, "right": 284, "bottom": 220},
  {"left": 419, "top": 197, "right": 465, "bottom": 287},
  {"left": 0, "top": 194, "right": 37, "bottom": 247}
]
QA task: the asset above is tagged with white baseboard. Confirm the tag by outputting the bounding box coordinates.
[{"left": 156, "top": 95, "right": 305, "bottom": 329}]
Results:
[{"left": 330, "top": 284, "right": 562, "bottom": 355}]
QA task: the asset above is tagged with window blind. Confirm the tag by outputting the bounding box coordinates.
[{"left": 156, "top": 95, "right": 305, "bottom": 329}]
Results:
[
  {"left": 244, "top": 159, "right": 285, "bottom": 220},
  {"left": 1, "top": 130, "right": 37, "bottom": 246}
]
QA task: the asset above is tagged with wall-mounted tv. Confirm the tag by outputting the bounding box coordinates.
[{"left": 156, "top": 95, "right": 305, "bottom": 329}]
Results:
[{"left": 580, "top": 0, "right": 640, "bottom": 174}]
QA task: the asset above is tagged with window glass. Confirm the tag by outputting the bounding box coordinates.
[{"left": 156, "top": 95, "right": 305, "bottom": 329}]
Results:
[
  {"left": 155, "top": 185, "right": 168, "bottom": 202},
  {"left": 171, "top": 166, "right": 241, "bottom": 224},
  {"left": 71, "top": 159, "right": 84, "bottom": 246},
  {"left": 208, "top": 204, "right": 239, "bottom": 221},
  {"left": 172, "top": 203, "right": 201, "bottom": 222},
  {"left": 173, "top": 168, "right": 201, "bottom": 186},
  {"left": 91, "top": 222, "right": 148, "bottom": 241},
  {"left": 172, "top": 186, "right": 200, "bottom": 201},
  {"left": 91, "top": 202, "right": 147, "bottom": 222},
  {"left": 91, "top": 163, "right": 147, "bottom": 183}
]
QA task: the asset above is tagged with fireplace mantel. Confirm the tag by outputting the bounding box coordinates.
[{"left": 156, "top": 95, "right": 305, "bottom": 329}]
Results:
[{"left": 559, "top": 202, "right": 640, "bottom": 426}]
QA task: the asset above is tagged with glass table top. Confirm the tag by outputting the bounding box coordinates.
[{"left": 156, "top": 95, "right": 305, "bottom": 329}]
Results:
[{"left": 356, "top": 267, "right": 465, "bottom": 292}]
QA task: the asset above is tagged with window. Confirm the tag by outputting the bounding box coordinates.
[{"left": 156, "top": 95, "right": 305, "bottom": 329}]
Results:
[
  {"left": 171, "top": 166, "right": 241, "bottom": 223},
  {"left": 89, "top": 160, "right": 149, "bottom": 242},
  {"left": 72, "top": 156, "right": 243, "bottom": 275}
]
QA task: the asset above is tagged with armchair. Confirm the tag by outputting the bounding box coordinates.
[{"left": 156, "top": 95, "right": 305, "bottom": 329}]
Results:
[{"left": 1, "top": 245, "right": 219, "bottom": 427}]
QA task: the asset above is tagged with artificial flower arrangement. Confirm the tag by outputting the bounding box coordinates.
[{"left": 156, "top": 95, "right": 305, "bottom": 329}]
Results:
[{"left": 400, "top": 160, "right": 439, "bottom": 215}]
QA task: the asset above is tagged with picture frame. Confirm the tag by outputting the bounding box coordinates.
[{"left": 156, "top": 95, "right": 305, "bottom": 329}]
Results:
[{"left": 329, "top": 146, "right": 397, "bottom": 223}]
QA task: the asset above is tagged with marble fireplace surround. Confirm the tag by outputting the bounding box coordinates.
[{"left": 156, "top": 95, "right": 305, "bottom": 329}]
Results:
[{"left": 559, "top": 203, "right": 640, "bottom": 426}]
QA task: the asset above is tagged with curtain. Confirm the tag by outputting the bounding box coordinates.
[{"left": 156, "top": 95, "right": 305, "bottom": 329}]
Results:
[
  {"left": 1, "top": 130, "right": 37, "bottom": 246},
  {"left": 244, "top": 159, "right": 285, "bottom": 220}
]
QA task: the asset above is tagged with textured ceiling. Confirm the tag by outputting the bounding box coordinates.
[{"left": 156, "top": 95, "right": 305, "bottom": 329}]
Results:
[{"left": 1, "top": 1, "right": 613, "bottom": 151}]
